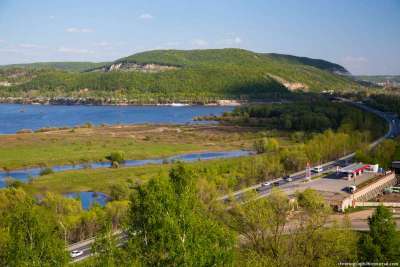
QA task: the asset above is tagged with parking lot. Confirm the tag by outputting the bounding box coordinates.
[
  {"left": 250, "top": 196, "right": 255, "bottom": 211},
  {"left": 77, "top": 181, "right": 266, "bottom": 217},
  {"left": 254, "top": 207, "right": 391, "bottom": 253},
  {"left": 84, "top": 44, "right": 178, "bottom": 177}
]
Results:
[{"left": 266, "top": 171, "right": 378, "bottom": 199}]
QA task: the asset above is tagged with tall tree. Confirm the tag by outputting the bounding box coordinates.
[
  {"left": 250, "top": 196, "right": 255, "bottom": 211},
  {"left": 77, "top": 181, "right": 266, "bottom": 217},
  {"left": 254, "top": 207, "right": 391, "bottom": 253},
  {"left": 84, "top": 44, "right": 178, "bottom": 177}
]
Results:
[
  {"left": 92, "top": 221, "right": 128, "bottom": 267},
  {"left": 4, "top": 200, "right": 68, "bottom": 266},
  {"left": 358, "top": 206, "right": 400, "bottom": 262},
  {"left": 126, "top": 163, "right": 235, "bottom": 266}
]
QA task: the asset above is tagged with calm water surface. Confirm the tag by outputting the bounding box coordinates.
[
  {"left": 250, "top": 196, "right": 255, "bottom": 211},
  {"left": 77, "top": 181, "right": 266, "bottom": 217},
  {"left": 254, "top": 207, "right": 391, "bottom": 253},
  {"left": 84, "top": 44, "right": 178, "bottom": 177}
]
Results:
[
  {"left": 0, "top": 104, "right": 233, "bottom": 134},
  {"left": 64, "top": 192, "right": 109, "bottom": 210},
  {"left": 0, "top": 103, "right": 242, "bottom": 209}
]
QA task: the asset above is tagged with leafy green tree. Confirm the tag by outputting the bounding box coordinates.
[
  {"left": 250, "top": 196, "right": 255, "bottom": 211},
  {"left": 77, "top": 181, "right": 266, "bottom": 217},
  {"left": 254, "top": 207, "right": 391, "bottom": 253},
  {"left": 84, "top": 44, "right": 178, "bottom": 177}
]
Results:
[
  {"left": 229, "top": 189, "right": 358, "bottom": 267},
  {"left": 358, "top": 206, "right": 400, "bottom": 262},
  {"left": 92, "top": 221, "right": 128, "bottom": 267},
  {"left": 293, "top": 189, "right": 358, "bottom": 266},
  {"left": 228, "top": 189, "right": 291, "bottom": 266},
  {"left": 109, "top": 184, "right": 130, "bottom": 201},
  {"left": 126, "top": 163, "right": 235, "bottom": 266},
  {"left": 106, "top": 151, "right": 125, "bottom": 164},
  {"left": 3, "top": 200, "right": 68, "bottom": 266}
]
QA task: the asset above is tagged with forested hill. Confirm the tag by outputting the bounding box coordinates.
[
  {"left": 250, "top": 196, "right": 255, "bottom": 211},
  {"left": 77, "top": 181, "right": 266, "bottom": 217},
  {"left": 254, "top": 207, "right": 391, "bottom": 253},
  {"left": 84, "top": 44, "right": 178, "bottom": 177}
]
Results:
[
  {"left": 0, "top": 48, "right": 361, "bottom": 104},
  {"left": 264, "top": 53, "right": 350, "bottom": 75}
]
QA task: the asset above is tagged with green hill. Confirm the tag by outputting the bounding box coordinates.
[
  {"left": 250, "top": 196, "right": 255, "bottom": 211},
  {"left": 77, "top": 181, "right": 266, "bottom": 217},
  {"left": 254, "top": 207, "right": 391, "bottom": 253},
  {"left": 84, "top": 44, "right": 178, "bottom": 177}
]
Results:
[
  {"left": 0, "top": 48, "right": 361, "bottom": 103},
  {"left": 264, "top": 53, "right": 350, "bottom": 75}
]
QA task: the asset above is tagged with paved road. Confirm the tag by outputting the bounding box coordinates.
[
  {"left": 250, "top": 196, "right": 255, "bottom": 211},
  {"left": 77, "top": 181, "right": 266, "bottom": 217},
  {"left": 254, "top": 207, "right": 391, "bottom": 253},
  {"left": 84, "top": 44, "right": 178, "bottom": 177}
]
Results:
[
  {"left": 68, "top": 230, "right": 126, "bottom": 263},
  {"left": 67, "top": 100, "right": 400, "bottom": 262}
]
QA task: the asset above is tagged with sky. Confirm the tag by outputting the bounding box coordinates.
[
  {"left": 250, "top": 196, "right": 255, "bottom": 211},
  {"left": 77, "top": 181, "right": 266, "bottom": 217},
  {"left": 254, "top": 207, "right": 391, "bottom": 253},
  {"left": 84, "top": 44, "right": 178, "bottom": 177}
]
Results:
[{"left": 0, "top": 0, "right": 399, "bottom": 75}]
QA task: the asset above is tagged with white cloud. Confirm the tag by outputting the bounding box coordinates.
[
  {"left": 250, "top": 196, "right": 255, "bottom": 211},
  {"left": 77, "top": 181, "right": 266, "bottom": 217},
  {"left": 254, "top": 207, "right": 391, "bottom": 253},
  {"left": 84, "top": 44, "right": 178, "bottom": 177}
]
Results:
[
  {"left": 94, "top": 41, "right": 111, "bottom": 47},
  {"left": 218, "top": 36, "right": 242, "bottom": 46},
  {"left": 165, "top": 41, "right": 181, "bottom": 47},
  {"left": 65, "top": 27, "right": 94, "bottom": 33},
  {"left": 0, "top": 48, "right": 19, "bottom": 53},
  {"left": 58, "top": 47, "right": 94, "bottom": 54},
  {"left": 139, "top": 13, "right": 153, "bottom": 20},
  {"left": 19, "top": 43, "right": 43, "bottom": 49},
  {"left": 342, "top": 56, "right": 368, "bottom": 64},
  {"left": 191, "top": 39, "right": 208, "bottom": 47},
  {"left": 49, "top": 15, "right": 55, "bottom": 20}
]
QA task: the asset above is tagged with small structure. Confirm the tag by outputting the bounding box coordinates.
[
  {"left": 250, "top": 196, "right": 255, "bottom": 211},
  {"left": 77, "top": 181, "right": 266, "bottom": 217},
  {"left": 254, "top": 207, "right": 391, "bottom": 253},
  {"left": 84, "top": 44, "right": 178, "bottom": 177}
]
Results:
[
  {"left": 339, "top": 163, "right": 371, "bottom": 180},
  {"left": 392, "top": 161, "right": 400, "bottom": 174}
]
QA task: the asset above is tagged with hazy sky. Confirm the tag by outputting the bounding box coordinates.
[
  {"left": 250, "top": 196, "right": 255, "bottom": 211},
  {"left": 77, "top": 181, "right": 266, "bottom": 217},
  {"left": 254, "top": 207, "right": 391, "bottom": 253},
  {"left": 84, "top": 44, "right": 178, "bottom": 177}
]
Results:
[{"left": 0, "top": 0, "right": 399, "bottom": 75}]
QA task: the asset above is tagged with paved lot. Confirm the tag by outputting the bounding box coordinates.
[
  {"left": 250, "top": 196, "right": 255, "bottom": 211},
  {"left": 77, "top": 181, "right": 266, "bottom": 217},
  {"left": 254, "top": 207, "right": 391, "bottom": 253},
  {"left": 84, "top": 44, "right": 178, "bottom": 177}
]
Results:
[
  {"left": 261, "top": 171, "right": 378, "bottom": 199},
  {"left": 302, "top": 172, "right": 376, "bottom": 194}
]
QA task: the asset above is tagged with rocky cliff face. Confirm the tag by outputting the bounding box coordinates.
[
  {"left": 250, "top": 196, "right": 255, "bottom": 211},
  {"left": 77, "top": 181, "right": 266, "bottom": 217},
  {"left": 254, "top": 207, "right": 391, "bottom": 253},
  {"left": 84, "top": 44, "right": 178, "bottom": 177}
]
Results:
[{"left": 92, "top": 62, "right": 179, "bottom": 73}]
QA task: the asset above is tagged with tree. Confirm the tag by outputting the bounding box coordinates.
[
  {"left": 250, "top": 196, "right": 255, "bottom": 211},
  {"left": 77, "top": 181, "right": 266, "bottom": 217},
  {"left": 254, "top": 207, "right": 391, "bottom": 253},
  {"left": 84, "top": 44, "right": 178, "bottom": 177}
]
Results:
[
  {"left": 358, "top": 206, "right": 400, "bottom": 262},
  {"left": 3, "top": 200, "right": 68, "bottom": 266},
  {"left": 105, "top": 200, "right": 130, "bottom": 229},
  {"left": 253, "top": 138, "right": 268, "bottom": 154},
  {"left": 92, "top": 221, "right": 128, "bottom": 267},
  {"left": 109, "top": 184, "right": 130, "bottom": 201},
  {"left": 229, "top": 189, "right": 358, "bottom": 266},
  {"left": 106, "top": 151, "right": 125, "bottom": 164},
  {"left": 228, "top": 189, "right": 292, "bottom": 266},
  {"left": 293, "top": 189, "right": 358, "bottom": 266},
  {"left": 126, "top": 163, "right": 235, "bottom": 266}
]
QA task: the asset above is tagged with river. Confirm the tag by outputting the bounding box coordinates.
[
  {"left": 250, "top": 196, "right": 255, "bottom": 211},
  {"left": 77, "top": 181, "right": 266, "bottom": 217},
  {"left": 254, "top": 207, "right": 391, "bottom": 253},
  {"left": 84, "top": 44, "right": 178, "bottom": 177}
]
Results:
[
  {"left": 0, "top": 103, "right": 233, "bottom": 134},
  {"left": 0, "top": 103, "right": 244, "bottom": 209}
]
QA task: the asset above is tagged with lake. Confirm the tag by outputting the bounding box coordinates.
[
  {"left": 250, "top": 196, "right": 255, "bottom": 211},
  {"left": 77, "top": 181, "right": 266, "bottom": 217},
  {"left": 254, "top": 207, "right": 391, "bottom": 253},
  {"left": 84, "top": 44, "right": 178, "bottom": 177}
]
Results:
[
  {"left": 0, "top": 103, "right": 233, "bottom": 134},
  {"left": 64, "top": 192, "right": 109, "bottom": 210}
]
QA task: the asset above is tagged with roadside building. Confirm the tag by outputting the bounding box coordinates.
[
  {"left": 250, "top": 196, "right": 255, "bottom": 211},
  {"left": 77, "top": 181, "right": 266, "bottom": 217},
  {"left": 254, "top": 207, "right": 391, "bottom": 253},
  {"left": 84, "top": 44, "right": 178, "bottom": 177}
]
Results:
[
  {"left": 392, "top": 161, "right": 400, "bottom": 174},
  {"left": 339, "top": 163, "right": 375, "bottom": 180}
]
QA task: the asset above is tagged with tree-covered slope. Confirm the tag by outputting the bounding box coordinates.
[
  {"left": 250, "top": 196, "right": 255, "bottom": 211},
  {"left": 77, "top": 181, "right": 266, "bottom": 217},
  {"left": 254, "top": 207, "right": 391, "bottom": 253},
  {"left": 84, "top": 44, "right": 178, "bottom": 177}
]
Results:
[
  {"left": 0, "top": 49, "right": 361, "bottom": 103},
  {"left": 264, "top": 53, "right": 350, "bottom": 75}
]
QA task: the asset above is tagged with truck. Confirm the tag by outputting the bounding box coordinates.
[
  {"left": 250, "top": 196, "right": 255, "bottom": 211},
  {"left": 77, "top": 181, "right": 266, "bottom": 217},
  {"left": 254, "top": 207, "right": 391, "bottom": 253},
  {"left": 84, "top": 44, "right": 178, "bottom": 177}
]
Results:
[{"left": 347, "top": 185, "right": 357, "bottom": 193}]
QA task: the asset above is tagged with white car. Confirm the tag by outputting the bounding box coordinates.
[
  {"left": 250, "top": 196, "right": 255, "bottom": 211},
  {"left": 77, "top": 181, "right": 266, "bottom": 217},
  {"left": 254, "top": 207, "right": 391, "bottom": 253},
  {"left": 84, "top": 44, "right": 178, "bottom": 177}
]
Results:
[
  {"left": 261, "top": 182, "right": 271, "bottom": 187},
  {"left": 312, "top": 166, "right": 323, "bottom": 173},
  {"left": 70, "top": 250, "right": 83, "bottom": 258}
]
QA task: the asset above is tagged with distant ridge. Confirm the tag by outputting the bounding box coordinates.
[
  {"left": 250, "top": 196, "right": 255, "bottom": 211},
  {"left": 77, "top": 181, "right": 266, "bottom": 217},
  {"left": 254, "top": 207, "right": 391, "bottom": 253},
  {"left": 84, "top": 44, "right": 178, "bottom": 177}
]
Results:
[
  {"left": 264, "top": 53, "right": 350, "bottom": 75},
  {"left": 0, "top": 61, "right": 107, "bottom": 72},
  {"left": 0, "top": 48, "right": 361, "bottom": 103}
]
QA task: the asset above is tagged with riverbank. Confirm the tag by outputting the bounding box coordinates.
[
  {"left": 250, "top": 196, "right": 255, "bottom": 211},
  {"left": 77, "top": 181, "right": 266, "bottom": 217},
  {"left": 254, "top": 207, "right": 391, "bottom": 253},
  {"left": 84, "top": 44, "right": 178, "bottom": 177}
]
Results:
[
  {"left": 0, "top": 124, "right": 273, "bottom": 171},
  {"left": 0, "top": 96, "right": 243, "bottom": 106}
]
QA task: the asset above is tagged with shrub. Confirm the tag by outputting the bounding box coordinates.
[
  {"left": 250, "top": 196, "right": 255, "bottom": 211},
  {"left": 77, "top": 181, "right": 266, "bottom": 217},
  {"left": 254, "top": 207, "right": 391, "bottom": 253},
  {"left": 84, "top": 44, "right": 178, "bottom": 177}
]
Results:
[
  {"left": 106, "top": 151, "right": 125, "bottom": 164},
  {"left": 16, "top": 129, "right": 33, "bottom": 134},
  {"left": 39, "top": 168, "right": 54, "bottom": 176},
  {"left": 109, "top": 184, "right": 130, "bottom": 201}
]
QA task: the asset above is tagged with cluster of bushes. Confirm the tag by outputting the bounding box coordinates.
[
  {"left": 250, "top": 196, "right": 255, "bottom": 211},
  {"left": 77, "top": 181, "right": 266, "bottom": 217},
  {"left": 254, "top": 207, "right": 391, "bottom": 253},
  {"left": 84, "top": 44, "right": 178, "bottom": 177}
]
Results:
[{"left": 356, "top": 139, "right": 400, "bottom": 168}]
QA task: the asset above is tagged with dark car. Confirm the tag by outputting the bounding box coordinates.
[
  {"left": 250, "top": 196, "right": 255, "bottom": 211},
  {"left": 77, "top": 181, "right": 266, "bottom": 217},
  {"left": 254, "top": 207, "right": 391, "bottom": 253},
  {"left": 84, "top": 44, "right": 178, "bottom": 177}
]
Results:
[
  {"left": 272, "top": 181, "right": 281, "bottom": 187},
  {"left": 283, "top": 175, "right": 293, "bottom": 182}
]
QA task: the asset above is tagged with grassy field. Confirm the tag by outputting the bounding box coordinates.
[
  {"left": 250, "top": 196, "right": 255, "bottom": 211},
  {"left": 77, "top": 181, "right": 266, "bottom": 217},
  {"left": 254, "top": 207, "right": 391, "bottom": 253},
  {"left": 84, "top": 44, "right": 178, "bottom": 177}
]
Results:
[
  {"left": 0, "top": 124, "right": 278, "bottom": 170},
  {"left": 24, "top": 154, "right": 260, "bottom": 195}
]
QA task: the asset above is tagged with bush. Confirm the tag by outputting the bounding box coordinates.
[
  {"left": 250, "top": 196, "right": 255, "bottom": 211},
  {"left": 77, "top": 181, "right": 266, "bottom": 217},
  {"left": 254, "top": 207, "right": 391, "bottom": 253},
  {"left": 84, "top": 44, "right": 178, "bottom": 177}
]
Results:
[
  {"left": 109, "top": 184, "right": 130, "bottom": 201},
  {"left": 5, "top": 177, "right": 23, "bottom": 188},
  {"left": 16, "top": 129, "right": 33, "bottom": 134},
  {"left": 39, "top": 168, "right": 54, "bottom": 176},
  {"left": 106, "top": 151, "right": 125, "bottom": 164}
]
